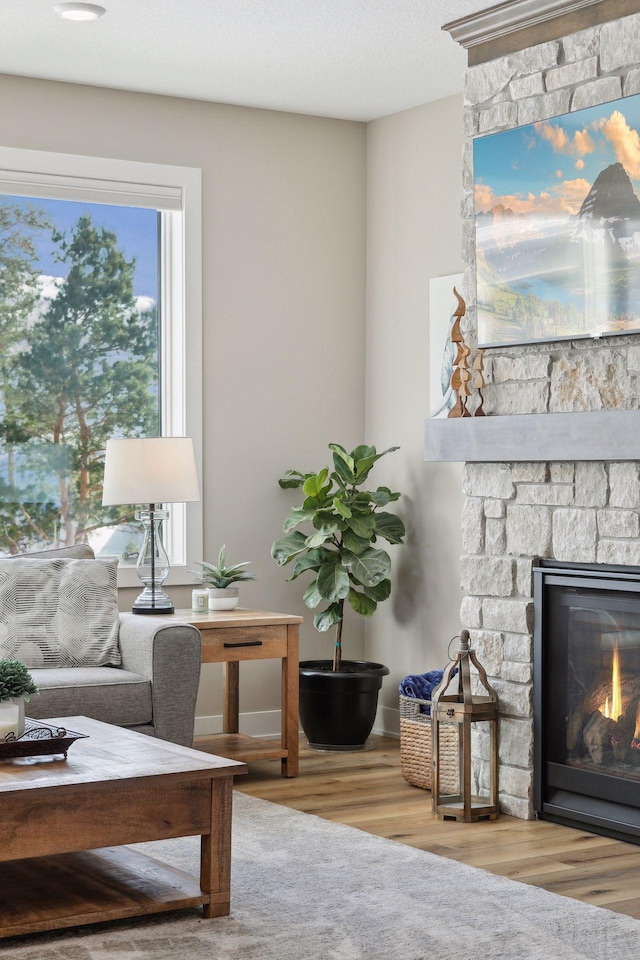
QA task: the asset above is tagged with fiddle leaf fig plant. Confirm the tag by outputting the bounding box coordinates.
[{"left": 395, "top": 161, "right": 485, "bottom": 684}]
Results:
[{"left": 272, "top": 443, "right": 405, "bottom": 670}]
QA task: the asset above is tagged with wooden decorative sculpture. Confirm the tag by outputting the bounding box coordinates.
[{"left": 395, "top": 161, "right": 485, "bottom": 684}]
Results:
[
  {"left": 448, "top": 288, "right": 472, "bottom": 418},
  {"left": 473, "top": 349, "right": 485, "bottom": 417}
]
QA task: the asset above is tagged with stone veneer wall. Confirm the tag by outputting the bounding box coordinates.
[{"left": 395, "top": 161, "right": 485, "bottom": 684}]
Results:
[{"left": 459, "top": 13, "right": 640, "bottom": 819}]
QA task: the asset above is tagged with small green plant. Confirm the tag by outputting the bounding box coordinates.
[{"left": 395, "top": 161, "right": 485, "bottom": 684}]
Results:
[
  {"left": 192, "top": 545, "right": 257, "bottom": 589},
  {"left": 272, "top": 443, "right": 404, "bottom": 670},
  {"left": 0, "top": 659, "right": 38, "bottom": 703}
]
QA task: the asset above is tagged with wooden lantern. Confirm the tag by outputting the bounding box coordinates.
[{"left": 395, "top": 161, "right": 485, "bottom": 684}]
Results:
[{"left": 431, "top": 630, "right": 499, "bottom": 822}]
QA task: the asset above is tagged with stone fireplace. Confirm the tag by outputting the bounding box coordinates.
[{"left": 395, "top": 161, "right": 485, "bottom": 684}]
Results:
[
  {"left": 438, "top": 6, "right": 640, "bottom": 821},
  {"left": 457, "top": 459, "right": 640, "bottom": 820}
]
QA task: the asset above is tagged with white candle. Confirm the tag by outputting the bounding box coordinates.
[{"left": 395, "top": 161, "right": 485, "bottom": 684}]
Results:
[
  {"left": 0, "top": 703, "right": 20, "bottom": 740},
  {"left": 192, "top": 588, "right": 209, "bottom": 613}
]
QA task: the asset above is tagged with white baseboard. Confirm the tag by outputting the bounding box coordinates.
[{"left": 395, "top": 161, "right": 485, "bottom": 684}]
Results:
[
  {"left": 194, "top": 705, "right": 401, "bottom": 741},
  {"left": 194, "top": 709, "right": 283, "bottom": 739},
  {"left": 373, "top": 704, "right": 400, "bottom": 739}
]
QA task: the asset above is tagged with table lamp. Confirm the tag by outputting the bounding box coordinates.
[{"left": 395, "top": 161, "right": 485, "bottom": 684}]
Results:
[{"left": 102, "top": 437, "right": 200, "bottom": 614}]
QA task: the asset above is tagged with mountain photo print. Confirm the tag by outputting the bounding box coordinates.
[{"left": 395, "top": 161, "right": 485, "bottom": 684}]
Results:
[{"left": 474, "top": 93, "right": 640, "bottom": 347}]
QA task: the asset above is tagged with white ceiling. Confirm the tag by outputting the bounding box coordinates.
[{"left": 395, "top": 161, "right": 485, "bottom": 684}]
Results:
[{"left": 1, "top": 0, "right": 490, "bottom": 122}]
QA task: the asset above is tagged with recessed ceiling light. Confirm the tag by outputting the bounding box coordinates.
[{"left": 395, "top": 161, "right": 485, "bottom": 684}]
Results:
[{"left": 54, "top": 2, "right": 106, "bottom": 21}]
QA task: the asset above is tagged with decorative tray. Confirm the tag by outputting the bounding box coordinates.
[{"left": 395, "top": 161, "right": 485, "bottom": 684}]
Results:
[{"left": 0, "top": 718, "right": 88, "bottom": 760}]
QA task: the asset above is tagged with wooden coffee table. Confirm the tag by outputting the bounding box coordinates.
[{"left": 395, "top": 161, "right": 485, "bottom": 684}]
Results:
[{"left": 0, "top": 717, "right": 246, "bottom": 939}]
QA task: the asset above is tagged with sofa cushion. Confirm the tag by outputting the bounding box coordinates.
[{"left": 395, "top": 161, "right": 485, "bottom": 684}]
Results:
[
  {"left": 0, "top": 557, "right": 120, "bottom": 668},
  {"left": 27, "top": 667, "right": 152, "bottom": 727}
]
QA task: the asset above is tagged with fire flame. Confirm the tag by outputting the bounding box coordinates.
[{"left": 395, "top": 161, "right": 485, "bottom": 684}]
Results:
[
  {"left": 602, "top": 642, "right": 622, "bottom": 722},
  {"left": 635, "top": 701, "right": 640, "bottom": 741}
]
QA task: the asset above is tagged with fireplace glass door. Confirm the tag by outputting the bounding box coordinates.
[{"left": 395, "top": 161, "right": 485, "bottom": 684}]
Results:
[{"left": 535, "top": 563, "right": 640, "bottom": 842}]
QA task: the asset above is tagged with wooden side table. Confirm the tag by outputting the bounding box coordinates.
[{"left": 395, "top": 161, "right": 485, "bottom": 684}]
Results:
[{"left": 170, "top": 608, "right": 302, "bottom": 777}]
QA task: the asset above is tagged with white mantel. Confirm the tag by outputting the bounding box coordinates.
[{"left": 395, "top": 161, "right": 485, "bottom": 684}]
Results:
[{"left": 424, "top": 410, "right": 640, "bottom": 462}]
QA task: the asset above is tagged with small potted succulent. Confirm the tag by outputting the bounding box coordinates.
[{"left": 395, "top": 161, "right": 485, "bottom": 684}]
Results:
[
  {"left": 0, "top": 659, "right": 38, "bottom": 740},
  {"left": 192, "top": 545, "right": 257, "bottom": 610}
]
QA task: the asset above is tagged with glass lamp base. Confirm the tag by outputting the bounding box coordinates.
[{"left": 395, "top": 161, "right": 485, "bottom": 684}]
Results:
[{"left": 132, "top": 585, "right": 175, "bottom": 615}]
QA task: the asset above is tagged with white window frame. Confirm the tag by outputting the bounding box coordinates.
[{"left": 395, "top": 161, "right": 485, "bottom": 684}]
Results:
[{"left": 0, "top": 146, "right": 203, "bottom": 588}]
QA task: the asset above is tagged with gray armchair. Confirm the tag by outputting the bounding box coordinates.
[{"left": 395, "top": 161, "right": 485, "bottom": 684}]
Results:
[{"left": 11, "top": 545, "right": 202, "bottom": 747}]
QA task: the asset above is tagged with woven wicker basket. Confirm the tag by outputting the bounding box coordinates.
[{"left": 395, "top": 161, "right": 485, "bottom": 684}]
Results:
[{"left": 399, "top": 694, "right": 459, "bottom": 792}]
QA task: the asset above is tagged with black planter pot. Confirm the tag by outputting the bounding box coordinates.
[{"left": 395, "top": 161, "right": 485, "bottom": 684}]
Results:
[{"left": 298, "top": 659, "right": 390, "bottom": 751}]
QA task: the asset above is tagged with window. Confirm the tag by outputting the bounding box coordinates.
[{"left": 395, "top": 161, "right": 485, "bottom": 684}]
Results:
[{"left": 0, "top": 147, "right": 202, "bottom": 586}]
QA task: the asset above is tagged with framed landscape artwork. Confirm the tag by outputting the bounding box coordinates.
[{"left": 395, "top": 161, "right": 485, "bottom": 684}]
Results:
[{"left": 474, "top": 92, "right": 640, "bottom": 347}]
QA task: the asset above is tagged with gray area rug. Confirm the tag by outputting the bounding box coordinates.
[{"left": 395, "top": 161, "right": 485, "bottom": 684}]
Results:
[{"left": 4, "top": 791, "right": 640, "bottom": 959}]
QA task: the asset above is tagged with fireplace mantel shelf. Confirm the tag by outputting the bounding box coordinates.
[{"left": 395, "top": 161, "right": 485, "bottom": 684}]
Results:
[{"left": 424, "top": 410, "right": 640, "bottom": 463}]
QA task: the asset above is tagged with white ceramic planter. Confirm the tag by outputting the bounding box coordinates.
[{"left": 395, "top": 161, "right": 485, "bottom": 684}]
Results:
[
  {"left": 208, "top": 587, "right": 240, "bottom": 611},
  {"left": 0, "top": 697, "right": 25, "bottom": 740}
]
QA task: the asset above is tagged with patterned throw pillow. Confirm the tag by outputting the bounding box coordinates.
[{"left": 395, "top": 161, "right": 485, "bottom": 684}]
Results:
[{"left": 0, "top": 557, "right": 120, "bottom": 668}]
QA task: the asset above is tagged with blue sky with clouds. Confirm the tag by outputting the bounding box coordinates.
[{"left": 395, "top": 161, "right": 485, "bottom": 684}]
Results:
[
  {"left": 474, "top": 92, "right": 640, "bottom": 217},
  {"left": 7, "top": 195, "right": 158, "bottom": 299}
]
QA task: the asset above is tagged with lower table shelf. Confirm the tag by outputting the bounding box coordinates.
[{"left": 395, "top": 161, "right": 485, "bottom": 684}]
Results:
[
  {"left": 197, "top": 732, "right": 288, "bottom": 763},
  {"left": 0, "top": 846, "right": 206, "bottom": 938}
]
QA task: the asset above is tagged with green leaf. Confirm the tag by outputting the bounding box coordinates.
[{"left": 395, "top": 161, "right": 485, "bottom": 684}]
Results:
[
  {"left": 374, "top": 512, "right": 406, "bottom": 544},
  {"left": 304, "top": 529, "right": 335, "bottom": 549},
  {"left": 348, "top": 588, "right": 377, "bottom": 616},
  {"left": 271, "top": 531, "right": 307, "bottom": 565},
  {"left": 342, "top": 529, "right": 371, "bottom": 554},
  {"left": 329, "top": 443, "right": 355, "bottom": 471},
  {"left": 303, "top": 468, "right": 329, "bottom": 499},
  {"left": 317, "top": 561, "right": 350, "bottom": 602},
  {"left": 330, "top": 470, "right": 347, "bottom": 489},
  {"left": 278, "top": 469, "right": 308, "bottom": 490},
  {"left": 332, "top": 496, "right": 352, "bottom": 520},
  {"left": 278, "top": 478, "right": 304, "bottom": 489},
  {"left": 354, "top": 445, "right": 400, "bottom": 481},
  {"left": 221, "top": 561, "right": 252, "bottom": 575},
  {"left": 370, "top": 486, "right": 401, "bottom": 507},
  {"left": 329, "top": 443, "right": 356, "bottom": 484},
  {"left": 312, "top": 509, "right": 345, "bottom": 533},
  {"left": 363, "top": 578, "right": 391, "bottom": 602},
  {"left": 343, "top": 547, "right": 391, "bottom": 587},
  {"left": 303, "top": 579, "right": 323, "bottom": 609},
  {"left": 331, "top": 454, "right": 355, "bottom": 484},
  {"left": 313, "top": 603, "right": 343, "bottom": 632},
  {"left": 288, "top": 547, "right": 330, "bottom": 580},
  {"left": 346, "top": 513, "right": 376, "bottom": 540},
  {"left": 351, "top": 445, "right": 375, "bottom": 462},
  {"left": 282, "top": 507, "right": 316, "bottom": 533}
]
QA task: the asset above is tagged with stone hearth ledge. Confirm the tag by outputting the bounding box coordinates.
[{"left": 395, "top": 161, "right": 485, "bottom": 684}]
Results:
[{"left": 424, "top": 410, "right": 640, "bottom": 462}]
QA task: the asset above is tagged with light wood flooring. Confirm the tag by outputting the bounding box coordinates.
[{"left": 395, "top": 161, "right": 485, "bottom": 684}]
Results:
[{"left": 196, "top": 733, "right": 640, "bottom": 920}]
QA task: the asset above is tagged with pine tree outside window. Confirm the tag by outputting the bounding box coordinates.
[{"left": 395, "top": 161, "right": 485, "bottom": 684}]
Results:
[{"left": 0, "top": 147, "right": 202, "bottom": 586}]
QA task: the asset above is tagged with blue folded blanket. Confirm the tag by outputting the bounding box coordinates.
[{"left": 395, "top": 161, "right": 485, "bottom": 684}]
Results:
[{"left": 399, "top": 670, "right": 444, "bottom": 714}]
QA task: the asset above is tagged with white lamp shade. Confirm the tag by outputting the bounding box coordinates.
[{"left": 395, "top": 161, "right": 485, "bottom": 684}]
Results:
[{"left": 102, "top": 437, "right": 200, "bottom": 506}]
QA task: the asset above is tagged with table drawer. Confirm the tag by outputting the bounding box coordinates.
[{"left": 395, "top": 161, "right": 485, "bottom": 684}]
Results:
[
  {"left": 0, "top": 778, "right": 212, "bottom": 861},
  {"left": 200, "top": 625, "right": 288, "bottom": 662}
]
